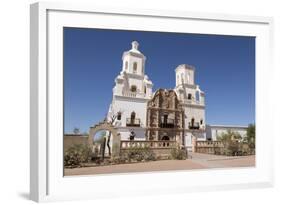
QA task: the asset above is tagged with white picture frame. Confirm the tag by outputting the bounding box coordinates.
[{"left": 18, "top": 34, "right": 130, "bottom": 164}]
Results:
[{"left": 30, "top": 2, "right": 274, "bottom": 202}]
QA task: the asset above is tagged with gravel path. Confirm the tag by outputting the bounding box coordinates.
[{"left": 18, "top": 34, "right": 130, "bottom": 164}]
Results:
[
  {"left": 64, "top": 154, "right": 255, "bottom": 176},
  {"left": 189, "top": 153, "right": 255, "bottom": 168}
]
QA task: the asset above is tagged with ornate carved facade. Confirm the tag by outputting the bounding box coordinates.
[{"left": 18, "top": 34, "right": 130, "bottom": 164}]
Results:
[{"left": 146, "top": 89, "right": 185, "bottom": 146}]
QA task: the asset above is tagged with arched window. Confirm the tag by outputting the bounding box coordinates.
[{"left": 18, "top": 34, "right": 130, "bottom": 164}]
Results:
[
  {"left": 191, "top": 118, "right": 195, "bottom": 127},
  {"left": 125, "top": 61, "right": 128, "bottom": 70},
  {"left": 130, "top": 111, "right": 136, "bottom": 124},
  {"left": 130, "top": 85, "right": 137, "bottom": 92},
  {"left": 200, "top": 119, "right": 203, "bottom": 125},
  {"left": 196, "top": 91, "right": 200, "bottom": 102},
  {"left": 161, "top": 135, "right": 170, "bottom": 147},
  {"left": 144, "top": 86, "right": 146, "bottom": 94},
  {"left": 117, "top": 112, "right": 122, "bottom": 120},
  {"left": 187, "top": 93, "right": 192, "bottom": 100},
  {"left": 133, "top": 62, "right": 137, "bottom": 73}
]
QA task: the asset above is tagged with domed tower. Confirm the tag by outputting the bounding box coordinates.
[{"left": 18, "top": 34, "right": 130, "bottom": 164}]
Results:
[
  {"left": 175, "top": 64, "right": 205, "bottom": 106},
  {"left": 113, "top": 41, "right": 153, "bottom": 98},
  {"left": 108, "top": 41, "right": 153, "bottom": 141},
  {"left": 122, "top": 41, "right": 146, "bottom": 75}
]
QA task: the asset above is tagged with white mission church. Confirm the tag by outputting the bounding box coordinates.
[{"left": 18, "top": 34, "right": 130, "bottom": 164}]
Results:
[{"left": 106, "top": 41, "right": 247, "bottom": 151}]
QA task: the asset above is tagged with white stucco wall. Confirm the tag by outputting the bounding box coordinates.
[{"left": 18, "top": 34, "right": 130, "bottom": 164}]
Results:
[
  {"left": 127, "top": 76, "right": 145, "bottom": 93},
  {"left": 206, "top": 125, "right": 248, "bottom": 141},
  {"left": 184, "top": 105, "right": 205, "bottom": 128},
  {"left": 123, "top": 55, "right": 145, "bottom": 75},
  {"left": 117, "top": 127, "right": 146, "bottom": 141},
  {"left": 175, "top": 65, "right": 195, "bottom": 86},
  {"left": 112, "top": 96, "right": 148, "bottom": 126},
  {"left": 184, "top": 132, "right": 192, "bottom": 150}
]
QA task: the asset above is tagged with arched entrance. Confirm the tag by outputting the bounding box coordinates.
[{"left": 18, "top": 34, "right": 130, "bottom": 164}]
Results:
[
  {"left": 161, "top": 135, "right": 170, "bottom": 141},
  {"left": 161, "top": 135, "right": 170, "bottom": 147},
  {"left": 88, "top": 121, "right": 120, "bottom": 158}
]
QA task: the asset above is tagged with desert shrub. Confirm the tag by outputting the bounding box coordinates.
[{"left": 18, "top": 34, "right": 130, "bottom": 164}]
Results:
[
  {"left": 125, "top": 146, "right": 156, "bottom": 162},
  {"left": 217, "top": 130, "right": 248, "bottom": 156},
  {"left": 143, "top": 148, "right": 156, "bottom": 161},
  {"left": 64, "top": 144, "right": 92, "bottom": 167},
  {"left": 220, "top": 141, "right": 251, "bottom": 156},
  {"left": 170, "top": 146, "right": 187, "bottom": 160},
  {"left": 227, "top": 141, "right": 240, "bottom": 156},
  {"left": 111, "top": 155, "right": 126, "bottom": 164}
]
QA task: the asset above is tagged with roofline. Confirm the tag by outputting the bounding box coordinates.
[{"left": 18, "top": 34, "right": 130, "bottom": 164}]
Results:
[
  {"left": 175, "top": 64, "right": 195, "bottom": 72},
  {"left": 207, "top": 124, "right": 249, "bottom": 129}
]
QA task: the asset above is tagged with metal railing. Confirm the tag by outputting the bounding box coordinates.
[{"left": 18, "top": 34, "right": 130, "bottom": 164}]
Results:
[
  {"left": 188, "top": 122, "right": 200, "bottom": 129},
  {"left": 159, "top": 119, "right": 175, "bottom": 128},
  {"left": 126, "top": 118, "right": 141, "bottom": 127}
]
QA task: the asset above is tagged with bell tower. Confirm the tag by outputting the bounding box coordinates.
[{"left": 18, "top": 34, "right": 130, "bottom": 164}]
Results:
[
  {"left": 122, "top": 41, "right": 146, "bottom": 76},
  {"left": 175, "top": 64, "right": 195, "bottom": 87}
]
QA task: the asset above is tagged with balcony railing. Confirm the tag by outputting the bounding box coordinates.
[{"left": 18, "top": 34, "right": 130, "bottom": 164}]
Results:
[
  {"left": 120, "top": 140, "right": 176, "bottom": 149},
  {"left": 159, "top": 118, "right": 175, "bottom": 128},
  {"left": 126, "top": 118, "right": 141, "bottom": 127},
  {"left": 122, "top": 91, "right": 145, "bottom": 98},
  {"left": 196, "top": 141, "right": 224, "bottom": 147},
  {"left": 188, "top": 122, "right": 200, "bottom": 129}
]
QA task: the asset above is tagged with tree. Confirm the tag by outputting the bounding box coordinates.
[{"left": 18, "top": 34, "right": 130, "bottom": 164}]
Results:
[
  {"left": 217, "top": 129, "right": 242, "bottom": 156},
  {"left": 73, "top": 127, "right": 80, "bottom": 134},
  {"left": 105, "top": 109, "right": 124, "bottom": 156},
  {"left": 217, "top": 129, "right": 242, "bottom": 143},
  {"left": 246, "top": 124, "right": 255, "bottom": 149}
]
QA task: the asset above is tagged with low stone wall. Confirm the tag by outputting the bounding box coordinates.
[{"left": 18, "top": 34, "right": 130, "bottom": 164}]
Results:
[
  {"left": 120, "top": 140, "right": 176, "bottom": 157},
  {"left": 195, "top": 141, "right": 224, "bottom": 154},
  {"left": 64, "top": 135, "right": 88, "bottom": 151},
  {"left": 64, "top": 136, "right": 179, "bottom": 158},
  {"left": 120, "top": 148, "right": 172, "bottom": 158}
]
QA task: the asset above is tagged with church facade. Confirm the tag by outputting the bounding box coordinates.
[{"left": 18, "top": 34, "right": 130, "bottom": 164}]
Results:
[{"left": 107, "top": 41, "right": 207, "bottom": 150}]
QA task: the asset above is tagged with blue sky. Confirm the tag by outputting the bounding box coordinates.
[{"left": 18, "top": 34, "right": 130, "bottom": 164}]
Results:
[{"left": 64, "top": 27, "right": 255, "bottom": 134}]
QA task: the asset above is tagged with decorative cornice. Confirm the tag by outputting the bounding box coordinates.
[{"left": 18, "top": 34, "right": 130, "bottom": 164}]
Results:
[
  {"left": 115, "top": 127, "right": 146, "bottom": 131},
  {"left": 147, "top": 107, "right": 183, "bottom": 112},
  {"left": 207, "top": 124, "right": 248, "bottom": 129},
  {"left": 175, "top": 83, "right": 197, "bottom": 89},
  {"left": 114, "top": 95, "right": 150, "bottom": 102},
  {"left": 126, "top": 72, "right": 145, "bottom": 80},
  {"left": 175, "top": 64, "right": 195, "bottom": 71},
  {"left": 122, "top": 51, "right": 146, "bottom": 60},
  {"left": 182, "top": 104, "right": 205, "bottom": 109}
]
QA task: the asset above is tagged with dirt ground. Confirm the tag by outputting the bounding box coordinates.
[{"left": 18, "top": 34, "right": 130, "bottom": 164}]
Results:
[{"left": 64, "top": 153, "right": 255, "bottom": 176}]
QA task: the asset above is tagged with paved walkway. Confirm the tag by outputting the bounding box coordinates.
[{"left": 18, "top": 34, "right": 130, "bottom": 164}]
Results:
[
  {"left": 64, "top": 153, "right": 255, "bottom": 176},
  {"left": 189, "top": 152, "right": 255, "bottom": 168}
]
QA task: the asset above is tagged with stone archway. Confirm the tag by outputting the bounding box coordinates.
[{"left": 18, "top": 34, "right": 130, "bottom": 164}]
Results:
[{"left": 88, "top": 121, "right": 120, "bottom": 157}]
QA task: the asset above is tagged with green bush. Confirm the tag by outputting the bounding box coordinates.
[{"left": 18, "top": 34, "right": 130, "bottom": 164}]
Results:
[
  {"left": 64, "top": 144, "right": 92, "bottom": 167},
  {"left": 170, "top": 146, "right": 187, "bottom": 160},
  {"left": 219, "top": 142, "right": 251, "bottom": 156},
  {"left": 216, "top": 129, "right": 253, "bottom": 156}
]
